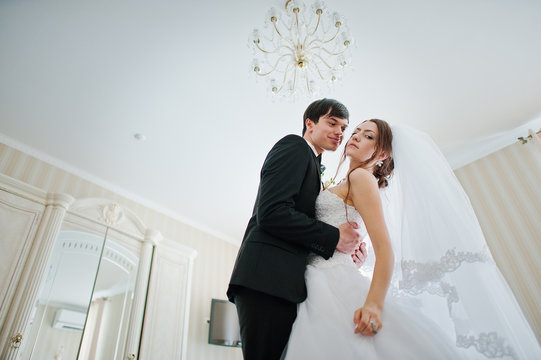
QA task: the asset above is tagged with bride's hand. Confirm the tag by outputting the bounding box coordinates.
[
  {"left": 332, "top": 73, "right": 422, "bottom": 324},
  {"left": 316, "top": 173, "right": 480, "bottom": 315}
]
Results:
[
  {"left": 353, "top": 304, "right": 382, "bottom": 337},
  {"left": 351, "top": 242, "right": 367, "bottom": 268}
]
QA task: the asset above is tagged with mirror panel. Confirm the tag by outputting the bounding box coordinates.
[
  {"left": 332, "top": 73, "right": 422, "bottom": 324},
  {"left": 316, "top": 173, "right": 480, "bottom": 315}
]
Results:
[
  {"left": 23, "top": 217, "right": 107, "bottom": 359},
  {"left": 21, "top": 212, "right": 142, "bottom": 360},
  {"left": 78, "top": 227, "right": 140, "bottom": 359}
]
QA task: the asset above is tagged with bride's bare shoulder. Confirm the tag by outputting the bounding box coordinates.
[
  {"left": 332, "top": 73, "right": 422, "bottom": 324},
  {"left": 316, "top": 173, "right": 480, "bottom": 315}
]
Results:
[{"left": 349, "top": 168, "right": 378, "bottom": 188}]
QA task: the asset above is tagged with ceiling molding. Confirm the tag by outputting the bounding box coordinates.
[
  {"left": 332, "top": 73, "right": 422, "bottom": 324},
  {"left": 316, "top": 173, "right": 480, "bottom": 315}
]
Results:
[
  {"left": 443, "top": 115, "right": 541, "bottom": 169},
  {"left": 0, "top": 132, "right": 238, "bottom": 246}
]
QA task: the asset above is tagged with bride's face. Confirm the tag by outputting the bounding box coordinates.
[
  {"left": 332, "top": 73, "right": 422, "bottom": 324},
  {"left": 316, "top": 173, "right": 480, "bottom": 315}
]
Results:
[{"left": 345, "top": 121, "right": 380, "bottom": 165}]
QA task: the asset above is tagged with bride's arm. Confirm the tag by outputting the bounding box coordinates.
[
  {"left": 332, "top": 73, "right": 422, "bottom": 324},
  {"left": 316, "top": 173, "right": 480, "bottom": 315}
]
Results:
[{"left": 348, "top": 168, "right": 394, "bottom": 337}]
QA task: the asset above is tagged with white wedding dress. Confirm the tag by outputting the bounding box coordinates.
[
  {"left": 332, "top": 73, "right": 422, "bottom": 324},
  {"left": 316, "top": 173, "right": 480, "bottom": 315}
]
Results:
[
  {"left": 283, "top": 190, "right": 474, "bottom": 360},
  {"left": 284, "top": 125, "right": 541, "bottom": 360}
]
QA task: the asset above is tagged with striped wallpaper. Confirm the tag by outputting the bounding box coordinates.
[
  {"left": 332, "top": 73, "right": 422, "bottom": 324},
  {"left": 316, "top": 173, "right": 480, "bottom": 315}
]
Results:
[
  {"left": 0, "top": 142, "right": 242, "bottom": 360},
  {"left": 455, "top": 135, "right": 541, "bottom": 343}
]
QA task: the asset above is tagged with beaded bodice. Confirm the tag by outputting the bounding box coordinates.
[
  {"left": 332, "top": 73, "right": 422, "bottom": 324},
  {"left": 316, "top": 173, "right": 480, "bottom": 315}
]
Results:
[{"left": 308, "top": 190, "right": 367, "bottom": 268}]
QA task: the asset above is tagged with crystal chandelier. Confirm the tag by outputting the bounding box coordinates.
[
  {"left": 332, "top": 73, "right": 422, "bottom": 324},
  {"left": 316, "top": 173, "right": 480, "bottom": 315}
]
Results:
[{"left": 251, "top": 0, "right": 353, "bottom": 97}]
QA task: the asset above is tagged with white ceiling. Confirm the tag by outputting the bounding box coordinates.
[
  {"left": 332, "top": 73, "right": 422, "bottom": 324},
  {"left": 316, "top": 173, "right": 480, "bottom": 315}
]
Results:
[{"left": 1, "top": 0, "right": 540, "bottom": 244}]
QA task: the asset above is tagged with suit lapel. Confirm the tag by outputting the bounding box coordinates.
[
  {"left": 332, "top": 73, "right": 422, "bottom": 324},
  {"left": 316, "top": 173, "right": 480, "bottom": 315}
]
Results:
[
  {"left": 311, "top": 152, "right": 322, "bottom": 191},
  {"left": 302, "top": 138, "right": 323, "bottom": 192}
]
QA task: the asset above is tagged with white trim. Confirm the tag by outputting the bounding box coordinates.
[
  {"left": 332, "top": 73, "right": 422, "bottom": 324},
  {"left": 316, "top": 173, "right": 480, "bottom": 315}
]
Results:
[
  {"left": 0, "top": 132, "right": 238, "bottom": 245},
  {"left": 442, "top": 115, "right": 541, "bottom": 169},
  {"left": 160, "top": 238, "right": 198, "bottom": 260},
  {"left": 70, "top": 198, "right": 147, "bottom": 239},
  {"left": 0, "top": 173, "right": 47, "bottom": 205}
]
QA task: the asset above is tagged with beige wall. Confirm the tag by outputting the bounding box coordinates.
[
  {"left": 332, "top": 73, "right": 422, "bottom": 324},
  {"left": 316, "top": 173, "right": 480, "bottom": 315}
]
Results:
[
  {"left": 0, "top": 142, "right": 242, "bottom": 360},
  {"left": 454, "top": 136, "right": 541, "bottom": 342}
]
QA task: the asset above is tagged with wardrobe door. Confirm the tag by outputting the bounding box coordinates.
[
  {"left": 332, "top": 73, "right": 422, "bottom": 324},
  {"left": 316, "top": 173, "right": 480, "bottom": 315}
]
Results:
[
  {"left": 138, "top": 240, "right": 196, "bottom": 360},
  {"left": 0, "top": 189, "right": 44, "bottom": 330}
]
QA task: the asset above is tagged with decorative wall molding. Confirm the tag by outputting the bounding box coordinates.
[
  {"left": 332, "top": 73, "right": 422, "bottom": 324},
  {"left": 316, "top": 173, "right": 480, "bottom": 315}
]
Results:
[
  {"left": 0, "top": 173, "right": 47, "bottom": 205},
  {"left": 70, "top": 198, "right": 147, "bottom": 241}
]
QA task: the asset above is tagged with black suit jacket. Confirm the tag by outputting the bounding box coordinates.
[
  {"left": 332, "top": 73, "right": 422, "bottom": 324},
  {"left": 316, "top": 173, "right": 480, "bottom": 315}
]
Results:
[{"left": 228, "top": 135, "right": 339, "bottom": 304}]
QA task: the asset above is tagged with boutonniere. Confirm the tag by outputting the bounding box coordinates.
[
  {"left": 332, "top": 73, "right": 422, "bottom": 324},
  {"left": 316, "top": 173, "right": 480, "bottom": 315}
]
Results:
[{"left": 320, "top": 164, "right": 336, "bottom": 189}]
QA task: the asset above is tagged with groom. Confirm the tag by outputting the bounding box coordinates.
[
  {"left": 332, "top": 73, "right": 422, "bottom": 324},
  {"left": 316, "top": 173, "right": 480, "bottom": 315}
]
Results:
[{"left": 227, "top": 98, "right": 362, "bottom": 360}]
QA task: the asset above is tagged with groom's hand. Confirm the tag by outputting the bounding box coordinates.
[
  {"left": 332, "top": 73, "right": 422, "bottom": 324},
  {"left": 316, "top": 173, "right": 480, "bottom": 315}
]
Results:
[{"left": 336, "top": 222, "right": 361, "bottom": 254}]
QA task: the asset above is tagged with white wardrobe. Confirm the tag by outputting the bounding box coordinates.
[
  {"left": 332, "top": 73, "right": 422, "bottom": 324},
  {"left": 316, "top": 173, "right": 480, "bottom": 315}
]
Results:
[{"left": 0, "top": 173, "right": 197, "bottom": 359}]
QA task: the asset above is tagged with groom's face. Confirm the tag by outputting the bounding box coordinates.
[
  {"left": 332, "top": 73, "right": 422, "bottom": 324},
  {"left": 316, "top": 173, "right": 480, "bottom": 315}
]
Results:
[{"left": 306, "top": 112, "right": 348, "bottom": 154}]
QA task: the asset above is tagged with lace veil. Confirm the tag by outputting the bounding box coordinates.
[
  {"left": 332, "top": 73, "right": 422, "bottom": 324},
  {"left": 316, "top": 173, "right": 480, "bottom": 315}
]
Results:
[{"left": 376, "top": 125, "right": 541, "bottom": 359}]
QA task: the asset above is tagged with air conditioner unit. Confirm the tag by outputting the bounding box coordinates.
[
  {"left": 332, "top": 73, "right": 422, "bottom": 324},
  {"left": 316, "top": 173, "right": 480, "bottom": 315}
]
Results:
[{"left": 52, "top": 309, "right": 86, "bottom": 331}]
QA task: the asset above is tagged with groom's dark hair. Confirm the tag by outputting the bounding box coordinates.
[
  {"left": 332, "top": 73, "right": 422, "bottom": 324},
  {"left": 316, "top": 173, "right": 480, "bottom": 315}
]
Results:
[{"left": 302, "top": 98, "right": 349, "bottom": 135}]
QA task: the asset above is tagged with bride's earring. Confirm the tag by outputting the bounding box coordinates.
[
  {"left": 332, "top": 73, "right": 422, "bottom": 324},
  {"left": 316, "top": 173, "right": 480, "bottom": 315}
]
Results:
[{"left": 376, "top": 160, "right": 383, "bottom": 167}]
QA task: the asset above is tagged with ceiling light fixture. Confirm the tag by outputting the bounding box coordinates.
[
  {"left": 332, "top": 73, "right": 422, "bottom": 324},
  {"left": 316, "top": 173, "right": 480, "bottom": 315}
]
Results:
[{"left": 251, "top": 0, "right": 353, "bottom": 97}]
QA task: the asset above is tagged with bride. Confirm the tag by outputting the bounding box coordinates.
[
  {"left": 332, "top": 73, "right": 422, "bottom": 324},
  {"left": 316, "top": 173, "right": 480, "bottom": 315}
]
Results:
[{"left": 283, "top": 119, "right": 541, "bottom": 359}]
